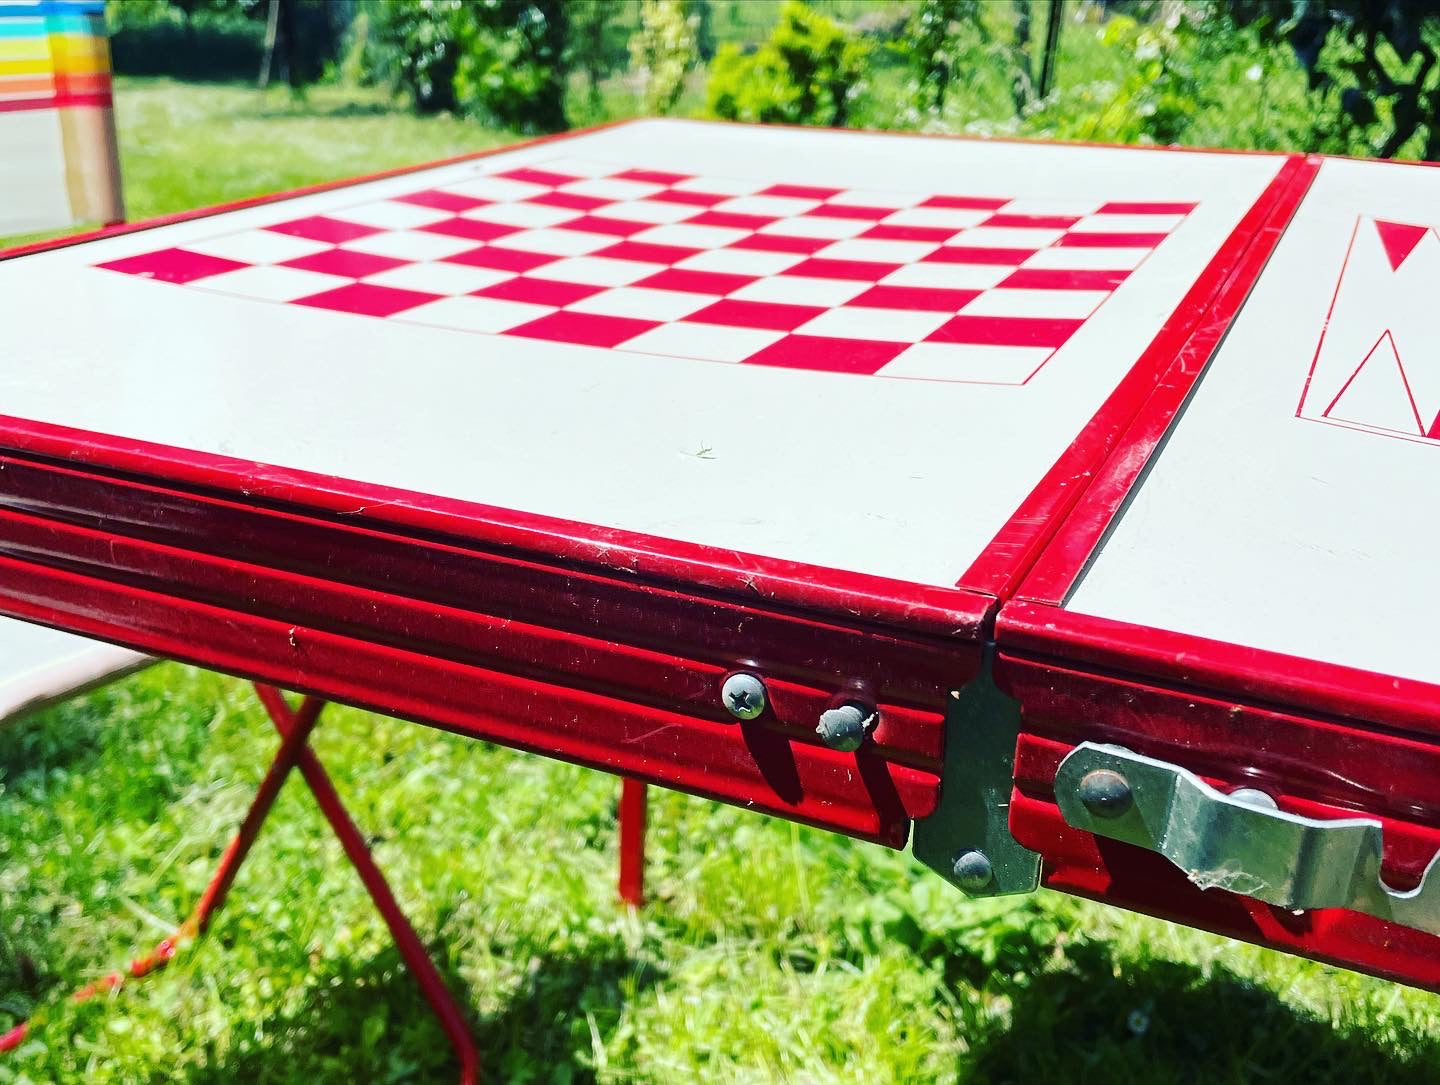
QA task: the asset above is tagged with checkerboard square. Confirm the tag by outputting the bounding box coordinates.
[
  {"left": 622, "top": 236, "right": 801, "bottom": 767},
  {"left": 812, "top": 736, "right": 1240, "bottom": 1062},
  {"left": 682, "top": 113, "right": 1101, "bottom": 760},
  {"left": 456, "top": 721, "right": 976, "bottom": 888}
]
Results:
[
  {"left": 689, "top": 210, "right": 777, "bottom": 231},
  {"left": 783, "top": 257, "right": 900, "bottom": 281},
  {"left": 560, "top": 177, "right": 666, "bottom": 201},
  {"left": 952, "top": 225, "right": 1066, "bottom": 249},
  {"left": 330, "top": 200, "right": 454, "bottom": 230},
  {"left": 676, "top": 247, "right": 804, "bottom": 276},
  {"left": 925, "top": 244, "right": 1037, "bottom": 266},
  {"left": 928, "top": 314, "right": 1082, "bottom": 348},
  {"left": 715, "top": 195, "right": 821, "bottom": 218},
  {"left": 636, "top": 223, "right": 750, "bottom": 250},
  {"left": 882, "top": 262, "right": 1013, "bottom": 290},
  {"left": 1000, "top": 268, "right": 1129, "bottom": 290},
  {"left": 1072, "top": 212, "right": 1185, "bottom": 234},
  {"left": 184, "top": 229, "right": 332, "bottom": 265},
  {"left": 569, "top": 286, "right": 719, "bottom": 321},
  {"left": 294, "top": 282, "right": 440, "bottom": 317},
  {"left": 729, "top": 233, "right": 831, "bottom": 255},
  {"left": 495, "top": 166, "right": 579, "bottom": 187},
  {"left": 686, "top": 299, "right": 825, "bottom": 331},
  {"left": 655, "top": 188, "right": 729, "bottom": 207},
  {"left": 527, "top": 256, "right": 665, "bottom": 287},
  {"left": 404, "top": 295, "right": 554, "bottom": 333},
  {"left": 614, "top": 168, "right": 690, "bottom": 185},
  {"left": 744, "top": 334, "right": 907, "bottom": 374},
  {"left": 507, "top": 310, "right": 660, "bottom": 347},
  {"left": 671, "top": 175, "right": 767, "bottom": 197},
  {"left": 594, "top": 241, "right": 700, "bottom": 265},
  {"left": 561, "top": 214, "right": 653, "bottom": 237},
  {"left": 637, "top": 268, "right": 757, "bottom": 295},
  {"left": 420, "top": 216, "right": 521, "bottom": 242},
  {"left": 756, "top": 216, "right": 870, "bottom": 241},
  {"left": 861, "top": 223, "right": 954, "bottom": 243},
  {"left": 795, "top": 306, "right": 950, "bottom": 342},
  {"left": 1022, "top": 246, "right": 1150, "bottom": 271},
  {"left": 395, "top": 189, "right": 489, "bottom": 213},
  {"left": 849, "top": 284, "right": 980, "bottom": 311},
  {"left": 97, "top": 247, "right": 246, "bottom": 284},
  {"left": 1056, "top": 231, "right": 1167, "bottom": 249},
  {"left": 364, "top": 261, "right": 511, "bottom": 296},
  {"left": 922, "top": 195, "right": 1008, "bottom": 211},
  {"left": 500, "top": 228, "right": 617, "bottom": 257},
  {"left": 192, "top": 264, "right": 351, "bottom": 302},
  {"left": 621, "top": 321, "right": 784, "bottom": 363},
  {"left": 959, "top": 288, "right": 1108, "bottom": 319},
  {"left": 998, "top": 198, "right": 1101, "bottom": 217},
  {"left": 806, "top": 203, "right": 892, "bottom": 221},
  {"left": 815, "top": 238, "right": 940, "bottom": 265},
  {"left": 346, "top": 229, "right": 482, "bottom": 261},
  {"left": 465, "top": 201, "right": 579, "bottom": 229},
  {"left": 1098, "top": 200, "right": 1197, "bottom": 215},
  {"left": 266, "top": 215, "right": 381, "bottom": 244},
  {"left": 882, "top": 207, "right": 991, "bottom": 231},
  {"left": 830, "top": 188, "right": 923, "bottom": 210},
  {"left": 982, "top": 212, "right": 1081, "bottom": 230},
  {"left": 282, "top": 247, "right": 409, "bottom": 278},
  {"left": 476, "top": 277, "right": 603, "bottom": 306},
  {"left": 599, "top": 199, "right": 703, "bottom": 225},
  {"left": 729, "top": 275, "right": 868, "bottom": 307},
  {"left": 532, "top": 191, "right": 611, "bottom": 211},
  {"left": 762, "top": 184, "right": 842, "bottom": 200},
  {"left": 443, "top": 244, "right": 558, "bottom": 273},
  {"left": 879, "top": 342, "right": 1051, "bottom": 382}
]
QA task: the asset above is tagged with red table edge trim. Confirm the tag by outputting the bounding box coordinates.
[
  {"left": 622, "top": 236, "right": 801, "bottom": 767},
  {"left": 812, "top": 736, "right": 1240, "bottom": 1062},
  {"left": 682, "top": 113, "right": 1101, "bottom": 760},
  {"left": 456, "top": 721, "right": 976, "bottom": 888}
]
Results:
[
  {"left": 958, "top": 153, "right": 1319, "bottom": 598},
  {"left": 0, "top": 416, "right": 995, "bottom": 642},
  {"left": 997, "top": 599, "right": 1440, "bottom": 740}
]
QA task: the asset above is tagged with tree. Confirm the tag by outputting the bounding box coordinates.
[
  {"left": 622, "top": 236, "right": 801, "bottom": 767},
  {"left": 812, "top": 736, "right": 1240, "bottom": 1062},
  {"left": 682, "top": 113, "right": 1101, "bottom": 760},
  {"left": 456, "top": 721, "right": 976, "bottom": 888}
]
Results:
[
  {"left": 1227, "top": 0, "right": 1440, "bottom": 158},
  {"left": 629, "top": 0, "right": 699, "bottom": 116}
]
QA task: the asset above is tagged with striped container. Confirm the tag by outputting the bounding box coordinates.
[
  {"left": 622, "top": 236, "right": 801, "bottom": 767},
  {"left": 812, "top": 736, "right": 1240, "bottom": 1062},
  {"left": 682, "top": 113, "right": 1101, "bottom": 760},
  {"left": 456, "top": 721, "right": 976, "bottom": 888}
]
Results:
[{"left": 1, "top": 0, "right": 123, "bottom": 235}]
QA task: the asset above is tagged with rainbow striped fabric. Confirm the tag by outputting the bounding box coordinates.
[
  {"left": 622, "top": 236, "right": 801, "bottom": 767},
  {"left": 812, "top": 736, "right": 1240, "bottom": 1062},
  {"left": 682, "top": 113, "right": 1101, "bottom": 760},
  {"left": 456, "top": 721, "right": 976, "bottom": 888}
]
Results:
[{"left": 1, "top": 0, "right": 123, "bottom": 234}]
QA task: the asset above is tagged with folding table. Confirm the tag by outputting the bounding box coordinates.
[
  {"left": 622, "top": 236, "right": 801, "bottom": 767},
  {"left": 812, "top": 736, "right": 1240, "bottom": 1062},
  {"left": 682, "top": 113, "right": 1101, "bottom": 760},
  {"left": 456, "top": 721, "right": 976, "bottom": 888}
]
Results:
[
  {"left": 999, "top": 153, "right": 1440, "bottom": 991},
  {"left": 0, "top": 118, "right": 1313, "bottom": 1073}
]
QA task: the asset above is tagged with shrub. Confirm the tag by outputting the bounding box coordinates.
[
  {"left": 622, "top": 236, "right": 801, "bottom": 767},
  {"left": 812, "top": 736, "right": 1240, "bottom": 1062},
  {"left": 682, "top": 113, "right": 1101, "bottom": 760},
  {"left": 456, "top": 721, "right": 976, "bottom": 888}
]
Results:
[
  {"left": 629, "top": 0, "right": 699, "bottom": 116},
  {"left": 705, "top": 1, "right": 869, "bottom": 127}
]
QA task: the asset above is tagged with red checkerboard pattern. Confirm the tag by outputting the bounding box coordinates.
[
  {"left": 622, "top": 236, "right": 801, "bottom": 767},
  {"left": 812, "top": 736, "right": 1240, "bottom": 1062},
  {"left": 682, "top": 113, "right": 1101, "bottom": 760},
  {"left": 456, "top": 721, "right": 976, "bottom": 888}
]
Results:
[{"left": 95, "top": 159, "right": 1196, "bottom": 384}]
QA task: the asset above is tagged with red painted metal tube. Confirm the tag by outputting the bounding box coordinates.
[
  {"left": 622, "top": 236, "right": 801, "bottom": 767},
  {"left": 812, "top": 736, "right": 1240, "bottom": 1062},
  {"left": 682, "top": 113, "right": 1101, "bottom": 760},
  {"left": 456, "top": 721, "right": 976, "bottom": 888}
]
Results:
[
  {"left": 253, "top": 685, "right": 480, "bottom": 1084},
  {"left": 618, "top": 779, "right": 648, "bottom": 907}
]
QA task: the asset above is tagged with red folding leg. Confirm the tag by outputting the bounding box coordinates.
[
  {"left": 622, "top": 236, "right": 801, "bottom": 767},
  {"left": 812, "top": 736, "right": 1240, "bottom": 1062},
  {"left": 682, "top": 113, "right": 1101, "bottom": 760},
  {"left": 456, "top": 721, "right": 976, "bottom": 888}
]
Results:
[
  {"left": 1, "top": 685, "right": 480, "bottom": 1084},
  {"left": 617, "top": 777, "right": 648, "bottom": 907}
]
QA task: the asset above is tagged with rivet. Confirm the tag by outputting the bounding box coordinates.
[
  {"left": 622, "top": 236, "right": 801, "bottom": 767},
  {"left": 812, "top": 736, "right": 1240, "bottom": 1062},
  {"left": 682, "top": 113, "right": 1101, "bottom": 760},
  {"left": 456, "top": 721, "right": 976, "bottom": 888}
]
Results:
[
  {"left": 721, "top": 672, "right": 766, "bottom": 720},
  {"left": 1079, "top": 768, "right": 1133, "bottom": 818},
  {"left": 816, "top": 702, "right": 876, "bottom": 751},
  {"left": 1229, "top": 787, "right": 1278, "bottom": 811},
  {"left": 952, "top": 850, "right": 993, "bottom": 891}
]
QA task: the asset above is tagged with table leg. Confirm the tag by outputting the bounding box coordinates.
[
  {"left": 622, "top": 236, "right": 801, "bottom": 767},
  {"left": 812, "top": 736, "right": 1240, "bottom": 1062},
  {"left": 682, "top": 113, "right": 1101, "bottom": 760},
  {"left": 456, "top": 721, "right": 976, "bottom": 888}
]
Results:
[{"left": 618, "top": 777, "right": 648, "bottom": 907}]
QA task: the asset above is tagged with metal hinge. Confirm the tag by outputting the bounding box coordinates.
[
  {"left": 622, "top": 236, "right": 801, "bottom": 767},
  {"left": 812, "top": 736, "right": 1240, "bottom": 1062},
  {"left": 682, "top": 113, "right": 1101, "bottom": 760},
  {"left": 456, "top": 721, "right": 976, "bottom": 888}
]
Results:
[{"left": 1056, "top": 742, "right": 1440, "bottom": 936}]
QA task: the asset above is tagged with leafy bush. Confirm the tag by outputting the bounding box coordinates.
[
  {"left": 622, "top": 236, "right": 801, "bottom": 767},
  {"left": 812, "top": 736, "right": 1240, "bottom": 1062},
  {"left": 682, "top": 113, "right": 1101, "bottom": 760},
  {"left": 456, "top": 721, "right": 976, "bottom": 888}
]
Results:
[
  {"left": 706, "top": 1, "right": 869, "bottom": 126},
  {"left": 629, "top": 0, "right": 699, "bottom": 115},
  {"left": 368, "top": 0, "right": 568, "bottom": 131}
]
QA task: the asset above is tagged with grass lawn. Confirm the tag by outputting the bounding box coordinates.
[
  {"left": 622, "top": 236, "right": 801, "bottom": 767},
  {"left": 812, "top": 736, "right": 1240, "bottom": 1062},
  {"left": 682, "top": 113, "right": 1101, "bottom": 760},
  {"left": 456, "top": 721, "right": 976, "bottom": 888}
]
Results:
[{"left": 2, "top": 77, "right": 1440, "bottom": 1083}]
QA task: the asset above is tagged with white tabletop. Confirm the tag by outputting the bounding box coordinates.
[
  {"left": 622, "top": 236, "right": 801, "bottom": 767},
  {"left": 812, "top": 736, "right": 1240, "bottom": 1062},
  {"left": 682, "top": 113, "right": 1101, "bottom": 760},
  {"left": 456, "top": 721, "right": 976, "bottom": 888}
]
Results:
[
  {"left": 0, "top": 120, "right": 1281, "bottom": 588},
  {"left": 1068, "top": 156, "right": 1440, "bottom": 684}
]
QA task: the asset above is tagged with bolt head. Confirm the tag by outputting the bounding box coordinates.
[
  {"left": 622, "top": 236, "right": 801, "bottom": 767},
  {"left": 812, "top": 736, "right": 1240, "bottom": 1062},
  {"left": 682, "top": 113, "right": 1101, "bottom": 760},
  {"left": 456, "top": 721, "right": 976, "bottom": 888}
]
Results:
[
  {"left": 952, "top": 850, "right": 993, "bottom": 891},
  {"left": 815, "top": 702, "right": 875, "bottom": 752},
  {"left": 721, "top": 672, "right": 766, "bottom": 721},
  {"left": 1079, "top": 768, "right": 1133, "bottom": 818}
]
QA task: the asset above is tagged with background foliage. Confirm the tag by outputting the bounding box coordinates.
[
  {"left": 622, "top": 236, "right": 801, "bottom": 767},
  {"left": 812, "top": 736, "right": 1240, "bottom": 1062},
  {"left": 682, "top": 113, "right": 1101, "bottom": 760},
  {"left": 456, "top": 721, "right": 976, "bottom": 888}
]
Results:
[{"left": 102, "top": 0, "right": 1439, "bottom": 159}]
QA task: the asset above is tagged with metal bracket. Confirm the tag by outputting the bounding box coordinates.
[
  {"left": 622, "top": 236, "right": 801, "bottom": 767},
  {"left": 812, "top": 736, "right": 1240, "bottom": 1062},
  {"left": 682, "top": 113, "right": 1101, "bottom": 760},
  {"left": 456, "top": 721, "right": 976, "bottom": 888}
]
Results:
[
  {"left": 1056, "top": 742, "right": 1440, "bottom": 935},
  {"left": 912, "top": 649, "right": 1040, "bottom": 897}
]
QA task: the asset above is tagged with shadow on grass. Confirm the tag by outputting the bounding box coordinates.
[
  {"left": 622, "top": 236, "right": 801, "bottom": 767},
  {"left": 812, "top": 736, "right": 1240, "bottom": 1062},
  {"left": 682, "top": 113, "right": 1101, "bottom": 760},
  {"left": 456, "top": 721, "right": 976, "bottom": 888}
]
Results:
[
  {"left": 952, "top": 933, "right": 1440, "bottom": 1084},
  {"left": 248, "top": 100, "right": 404, "bottom": 122},
  {"left": 179, "top": 936, "right": 662, "bottom": 1084}
]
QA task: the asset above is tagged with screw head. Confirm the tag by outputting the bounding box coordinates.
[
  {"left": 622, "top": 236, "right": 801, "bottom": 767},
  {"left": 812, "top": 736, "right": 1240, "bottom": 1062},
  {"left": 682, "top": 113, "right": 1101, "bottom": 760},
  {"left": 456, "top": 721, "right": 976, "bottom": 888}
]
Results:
[
  {"left": 952, "top": 850, "right": 993, "bottom": 891},
  {"left": 721, "top": 672, "right": 766, "bottom": 720},
  {"left": 1229, "top": 787, "right": 1278, "bottom": 811},
  {"left": 815, "top": 702, "right": 876, "bottom": 752},
  {"left": 1078, "top": 768, "right": 1133, "bottom": 818}
]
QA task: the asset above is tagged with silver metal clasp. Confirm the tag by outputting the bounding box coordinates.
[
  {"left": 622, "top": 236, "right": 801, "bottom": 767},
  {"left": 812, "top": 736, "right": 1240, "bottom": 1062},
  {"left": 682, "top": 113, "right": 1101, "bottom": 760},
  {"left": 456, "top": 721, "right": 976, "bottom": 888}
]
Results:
[{"left": 1055, "top": 742, "right": 1440, "bottom": 935}]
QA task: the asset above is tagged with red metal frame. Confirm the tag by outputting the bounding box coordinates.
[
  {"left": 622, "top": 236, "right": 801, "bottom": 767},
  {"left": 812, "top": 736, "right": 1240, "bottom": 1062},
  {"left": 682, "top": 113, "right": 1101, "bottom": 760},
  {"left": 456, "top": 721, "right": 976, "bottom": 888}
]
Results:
[
  {"left": 1, "top": 685, "right": 479, "bottom": 1081},
  {"left": 994, "top": 152, "right": 1440, "bottom": 989}
]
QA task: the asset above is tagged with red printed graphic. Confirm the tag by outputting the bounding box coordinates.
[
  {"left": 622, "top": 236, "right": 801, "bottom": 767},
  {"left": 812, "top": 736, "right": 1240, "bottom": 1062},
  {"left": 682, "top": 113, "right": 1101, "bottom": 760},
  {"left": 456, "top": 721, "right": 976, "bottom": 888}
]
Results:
[
  {"left": 1297, "top": 216, "right": 1440, "bottom": 442},
  {"left": 96, "top": 160, "right": 1195, "bottom": 385}
]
